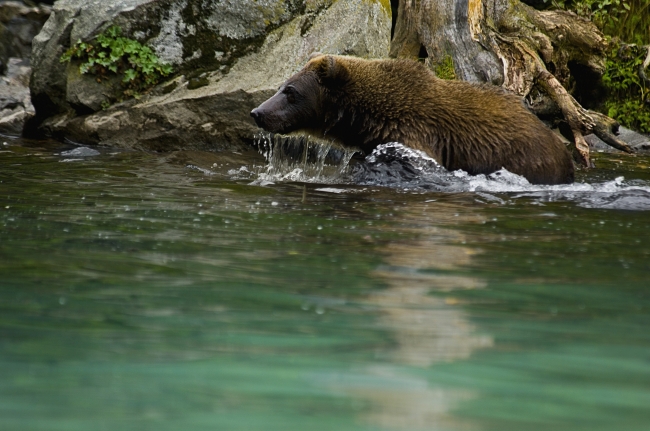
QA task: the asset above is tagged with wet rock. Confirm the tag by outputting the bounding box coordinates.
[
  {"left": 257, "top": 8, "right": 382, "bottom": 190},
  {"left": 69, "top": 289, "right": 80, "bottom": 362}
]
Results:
[
  {"left": 0, "top": 57, "right": 34, "bottom": 136},
  {"left": 0, "top": 1, "right": 51, "bottom": 72},
  {"left": 30, "top": 0, "right": 391, "bottom": 151},
  {"left": 0, "top": 109, "right": 30, "bottom": 135},
  {"left": 586, "top": 127, "right": 650, "bottom": 154},
  {"left": 617, "top": 127, "right": 650, "bottom": 152},
  {"left": 60, "top": 146, "right": 101, "bottom": 157},
  {"left": 0, "top": 2, "right": 50, "bottom": 136}
]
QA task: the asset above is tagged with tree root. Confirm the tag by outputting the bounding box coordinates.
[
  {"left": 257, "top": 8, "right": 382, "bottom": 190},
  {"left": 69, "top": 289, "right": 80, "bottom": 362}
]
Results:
[
  {"left": 537, "top": 70, "right": 593, "bottom": 166},
  {"left": 535, "top": 63, "right": 632, "bottom": 166},
  {"left": 588, "top": 110, "right": 633, "bottom": 154},
  {"left": 489, "top": 9, "right": 633, "bottom": 167}
]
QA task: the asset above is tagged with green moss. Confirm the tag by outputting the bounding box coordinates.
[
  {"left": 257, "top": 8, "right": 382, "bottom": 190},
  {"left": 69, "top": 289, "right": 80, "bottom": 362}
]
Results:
[
  {"left": 435, "top": 55, "right": 457, "bottom": 80},
  {"left": 366, "top": 0, "right": 392, "bottom": 14},
  {"left": 187, "top": 76, "right": 210, "bottom": 90},
  {"left": 162, "top": 81, "right": 178, "bottom": 94}
]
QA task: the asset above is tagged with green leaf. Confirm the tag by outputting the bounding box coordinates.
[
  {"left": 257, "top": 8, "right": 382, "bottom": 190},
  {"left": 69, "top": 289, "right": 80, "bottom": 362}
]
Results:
[
  {"left": 61, "top": 24, "right": 171, "bottom": 101},
  {"left": 106, "top": 26, "right": 121, "bottom": 38},
  {"left": 123, "top": 69, "right": 138, "bottom": 83},
  {"left": 160, "top": 64, "right": 173, "bottom": 75}
]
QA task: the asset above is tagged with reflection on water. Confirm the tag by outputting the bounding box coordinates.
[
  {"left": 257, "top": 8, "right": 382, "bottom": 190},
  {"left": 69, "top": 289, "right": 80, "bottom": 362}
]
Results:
[
  {"left": 348, "top": 203, "right": 493, "bottom": 430},
  {"left": 1, "top": 136, "right": 650, "bottom": 431},
  {"left": 370, "top": 205, "right": 492, "bottom": 368}
]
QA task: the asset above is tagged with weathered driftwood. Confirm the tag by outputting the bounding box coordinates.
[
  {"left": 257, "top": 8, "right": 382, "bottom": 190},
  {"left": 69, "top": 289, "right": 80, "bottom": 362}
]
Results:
[{"left": 390, "top": 0, "right": 632, "bottom": 167}]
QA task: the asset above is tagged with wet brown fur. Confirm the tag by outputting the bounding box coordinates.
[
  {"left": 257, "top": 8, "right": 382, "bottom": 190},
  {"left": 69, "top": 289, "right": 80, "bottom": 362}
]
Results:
[{"left": 253, "top": 55, "right": 575, "bottom": 185}]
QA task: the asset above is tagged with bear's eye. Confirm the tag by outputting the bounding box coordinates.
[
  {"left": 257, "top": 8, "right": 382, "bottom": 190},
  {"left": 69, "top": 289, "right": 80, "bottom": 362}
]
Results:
[{"left": 283, "top": 86, "right": 297, "bottom": 103}]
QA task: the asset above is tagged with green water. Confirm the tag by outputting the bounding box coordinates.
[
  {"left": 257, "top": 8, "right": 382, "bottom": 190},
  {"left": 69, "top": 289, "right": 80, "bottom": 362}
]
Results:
[{"left": 1, "top": 137, "right": 649, "bottom": 430}]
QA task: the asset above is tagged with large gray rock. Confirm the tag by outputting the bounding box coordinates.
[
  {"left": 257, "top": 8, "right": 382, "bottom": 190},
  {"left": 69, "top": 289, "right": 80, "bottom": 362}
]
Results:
[
  {"left": 0, "top": 57, "right": 34, "bottom": 136},
  {"left": 30, "top": 0, "right": 392, "bottom": 150},
  {"left": 586, "top": 127, "right": 650, "bottom": 154},
  {"left": 0, "top": 1, "right": 51, "bottom": 72},
  {"left": 0, "top": 2, "right": 50, "bottom": 136}
]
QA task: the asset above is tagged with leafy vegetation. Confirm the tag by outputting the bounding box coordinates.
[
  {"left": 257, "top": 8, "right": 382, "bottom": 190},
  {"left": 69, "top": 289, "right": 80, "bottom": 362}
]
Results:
[
  {"left": 60, "top": 26, "right": 173, "bottom": 101},
  {"left": 434, "top": 55, "right": 457, "bottom": 80},
  {"left": 551, "top": 0, "right": 649, "bottom": 45},
  {"left": 602, "top": 43, "right": 650, "bottom": 132},
  {"left": 550, "top": 0, "right": 649, "bottom": 132}
]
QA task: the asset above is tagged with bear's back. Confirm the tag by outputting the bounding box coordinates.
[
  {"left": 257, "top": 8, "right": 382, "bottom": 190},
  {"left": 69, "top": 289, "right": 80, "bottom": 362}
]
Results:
[{"left": 340, "top": 58, "right": 574, "bottom": 185}]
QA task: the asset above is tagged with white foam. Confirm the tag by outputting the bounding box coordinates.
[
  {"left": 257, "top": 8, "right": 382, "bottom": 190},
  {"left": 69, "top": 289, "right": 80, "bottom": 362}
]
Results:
[{"left": 241, "top": 140, "right": 650, "bottom": 210}]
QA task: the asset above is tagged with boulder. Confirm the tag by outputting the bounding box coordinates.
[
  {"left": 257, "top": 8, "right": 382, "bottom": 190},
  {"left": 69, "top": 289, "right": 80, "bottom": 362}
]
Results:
[
  {"left": 0, "top": 1, "right": 51, "bottom": 72},
  {"left": 29, "top": 0, "right": 391, "bottom": 151},
  {"left": 0, "top": 57, "right": 34, "bottom": 136},
  {"left": 586, "top": 127, "right": 650, "bottom": 154},
  {"left": 0, "top": 2, "right": 50, "bottom": 135}
]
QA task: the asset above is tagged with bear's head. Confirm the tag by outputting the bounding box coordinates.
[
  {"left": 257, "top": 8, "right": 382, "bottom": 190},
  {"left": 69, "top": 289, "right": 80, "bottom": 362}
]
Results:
[{"left": 250, "top": 54, "right": 349, "bottom": 135}]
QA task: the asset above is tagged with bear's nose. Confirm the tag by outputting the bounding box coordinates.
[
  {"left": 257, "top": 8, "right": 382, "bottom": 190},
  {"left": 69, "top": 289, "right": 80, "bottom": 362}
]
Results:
[{"left": 251, "top": 108, "right": 264, "bottom": 128}]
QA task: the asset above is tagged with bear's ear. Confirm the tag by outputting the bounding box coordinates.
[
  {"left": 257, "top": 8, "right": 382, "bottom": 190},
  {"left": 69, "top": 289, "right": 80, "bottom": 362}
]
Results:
[
  {"left": 311, "top": 55, "right": 348, "bottom": 86},
  {"left": 308, "top": 51, "right": 323, "bottom": 60}
]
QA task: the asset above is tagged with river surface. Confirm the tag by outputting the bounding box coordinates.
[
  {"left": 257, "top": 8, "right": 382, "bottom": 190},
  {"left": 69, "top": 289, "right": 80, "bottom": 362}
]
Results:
[{"left": 1, "top": 135, "right": 649, "bottom": 431}]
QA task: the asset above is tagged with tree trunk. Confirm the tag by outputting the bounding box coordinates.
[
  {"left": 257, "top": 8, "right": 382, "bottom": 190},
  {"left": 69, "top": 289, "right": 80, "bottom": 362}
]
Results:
[{"left": 390, "top": 0, "right": 633, "bottom": 167}]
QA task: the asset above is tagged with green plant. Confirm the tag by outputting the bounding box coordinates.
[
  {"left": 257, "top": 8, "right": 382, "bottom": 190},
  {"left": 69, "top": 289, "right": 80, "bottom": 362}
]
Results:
[
  {"left": 435, "top": 55, "right": 457, "bottom": 80},
  {"left": 550, "top": 0, "right": 650, "bottom": 132},
  {"left": 551, "top": 0, "right": 649, "bottom": 44},
  {"left": 60, "top": 25, "right": 173, "bottom": 100},
  {"left": 602, "top": 43, "right": 650, "bottom": 132}
]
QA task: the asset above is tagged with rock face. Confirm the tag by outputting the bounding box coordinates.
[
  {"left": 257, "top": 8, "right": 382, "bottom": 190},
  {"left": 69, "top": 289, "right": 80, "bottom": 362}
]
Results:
[
  {"left": 29, "top": 0, "right": 391, "bottom": 151},
  {"left": 0, "top": 57, "right": 35, "bottom": 135},
  {"left": 0, "top": 1, "right": 51, "bottom": 136},
  {"left": 0, "top": 1, "right": 51, "bottom": 72}
]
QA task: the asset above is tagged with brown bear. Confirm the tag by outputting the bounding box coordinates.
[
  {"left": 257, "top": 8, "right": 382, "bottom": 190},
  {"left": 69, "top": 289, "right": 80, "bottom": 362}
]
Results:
[{"left": 251, "top": 54, "right": 575, "bottom": 185}]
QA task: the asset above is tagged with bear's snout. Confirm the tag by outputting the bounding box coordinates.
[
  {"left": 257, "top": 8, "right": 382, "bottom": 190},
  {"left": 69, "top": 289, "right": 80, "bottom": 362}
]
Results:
[{"left": 250, "top": 108, "right": 264, "bottom": 127}]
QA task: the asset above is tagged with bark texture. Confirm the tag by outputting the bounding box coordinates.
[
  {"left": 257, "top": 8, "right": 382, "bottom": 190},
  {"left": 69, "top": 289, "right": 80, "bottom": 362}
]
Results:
[{"left": 390, "top": 0, "right": 631, "bottom": 167}]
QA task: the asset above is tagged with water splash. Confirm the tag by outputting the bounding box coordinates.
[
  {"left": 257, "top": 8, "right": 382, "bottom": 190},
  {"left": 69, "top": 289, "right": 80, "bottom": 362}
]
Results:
[
  {"left": 243, "top": 139, "right": 650, "bottom": 210},
  {"left": 252, "top": 132, "right": 358, "bottom": 184},
  {"left": 352, "top": 143, "right": 650, "bottom": 210}
]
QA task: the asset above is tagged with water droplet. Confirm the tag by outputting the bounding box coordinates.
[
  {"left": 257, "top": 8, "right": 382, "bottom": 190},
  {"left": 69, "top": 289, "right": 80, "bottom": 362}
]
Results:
[
  {"left": 59, "top": 297, "right": 67, "bottom": 305},
  {"left": 317, "top": 225, "right": 323, "bottom": 230},
  {"left": 315, "top": 306, "right": 325, "bottom": 315},
  {"left": 301, "top": 303, "right": 310, "bottom": 311},
  {"left": 271, "top": 202, "right": 279, "bottom": 206}
]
